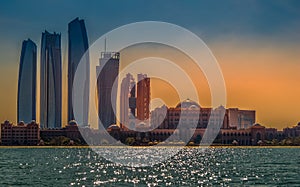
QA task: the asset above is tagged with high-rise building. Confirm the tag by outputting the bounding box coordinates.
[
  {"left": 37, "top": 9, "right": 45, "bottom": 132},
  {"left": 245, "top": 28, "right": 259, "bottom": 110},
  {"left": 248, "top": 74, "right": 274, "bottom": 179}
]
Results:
[
  {"left": 40, "top": 31, "right": 62, "bottom": 129},
  {"left": 17, "top": 39, "right": 37, "bottom": 124},
  {"left": 68, "top": 17, "right": 90, "bottom": 126},
  {"left": 137, "top": 74, "right": 150, "bottom": 121},
  {"left": 129, "top": 76, "right": 136, "bottom": 119},
  {"left": 120, "top": 73, "right": 136, "bottom": 128},
  {"left": 97, "top": 52, "right": 120, "bottom": 129}
]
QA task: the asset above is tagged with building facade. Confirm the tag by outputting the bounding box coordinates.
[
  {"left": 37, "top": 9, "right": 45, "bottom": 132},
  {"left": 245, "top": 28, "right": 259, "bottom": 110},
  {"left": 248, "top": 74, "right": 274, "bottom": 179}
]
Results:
[
  {"left": 40, "top": 31, "right": 62, "bottom": 129},
  {"left": 227, "top": 108, "right": 256, "bottom": 129},
  {"left": 97, "top": 52, "right": 120, "bottom": 129},
  {"left": 40, "top": 120, "right": 84, "bottom": 143},
  {"left": 120, "top": 73, "right": 136, "bottom": 129},
  {"left": 219, "top": 124, "right": 284, "bottom": 145},
  {"left": 17, "top": 39, "right": 37, "bottom": 124},
  {"left": 1, "top": 120, "right": 40, "bottom": 146},
  {"left": 68, "top": 17, "right": 90, "bottom": 126},
  {"left": 151, "top": 99, "right": 255, "bottom": 131},
  {"left": 136, "top": 74, "right": 150, "bottom": 121},
  {"left": 283, "top": 122, "right": 300, "bottom": 138}
]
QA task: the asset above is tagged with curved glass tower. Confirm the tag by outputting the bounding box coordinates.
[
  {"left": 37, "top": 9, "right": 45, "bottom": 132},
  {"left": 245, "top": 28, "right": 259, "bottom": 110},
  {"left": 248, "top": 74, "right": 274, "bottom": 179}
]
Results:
[
  {"left": 68, "top": 17, "right": 90, "bottom": 126},
  {"left": 17, "top": 39, "right": 37, "bottom": 123},
  {"left": 40, "top": 31, "right": 62, "bottom": 129}
]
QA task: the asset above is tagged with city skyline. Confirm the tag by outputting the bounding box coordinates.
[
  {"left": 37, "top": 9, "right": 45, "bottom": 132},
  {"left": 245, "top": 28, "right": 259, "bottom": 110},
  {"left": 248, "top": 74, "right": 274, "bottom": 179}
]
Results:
[
  {"left": 1, "top": 2, "right": 300, "bottom": 186},
  {"left": 0, "top": 1, "right": 300, "bottom": 130}
]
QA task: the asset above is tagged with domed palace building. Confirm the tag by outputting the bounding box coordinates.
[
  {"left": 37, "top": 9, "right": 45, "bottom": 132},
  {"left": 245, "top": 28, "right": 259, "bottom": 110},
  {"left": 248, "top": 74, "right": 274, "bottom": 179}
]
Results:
[{"left": 150, "top": 99, "right": 261, "bottom": 145}]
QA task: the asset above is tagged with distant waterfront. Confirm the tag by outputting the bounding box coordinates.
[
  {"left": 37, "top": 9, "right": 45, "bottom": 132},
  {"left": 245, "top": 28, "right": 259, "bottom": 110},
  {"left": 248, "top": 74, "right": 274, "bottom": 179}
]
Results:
[{"left": 0, "top": 148, "right": 299, "bottom": 186}]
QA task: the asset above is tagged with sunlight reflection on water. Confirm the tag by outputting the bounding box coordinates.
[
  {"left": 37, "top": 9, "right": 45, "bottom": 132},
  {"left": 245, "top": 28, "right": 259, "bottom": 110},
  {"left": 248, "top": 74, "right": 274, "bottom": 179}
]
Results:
[{"left": 0, "top": 148, "right": 299, "bottom": 186}]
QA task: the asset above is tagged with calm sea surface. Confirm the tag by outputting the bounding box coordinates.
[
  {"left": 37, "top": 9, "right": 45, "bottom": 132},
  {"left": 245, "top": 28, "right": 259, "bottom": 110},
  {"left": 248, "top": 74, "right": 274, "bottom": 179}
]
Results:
[{"left": 0, "top": 147, "right": 299, "bottom": 186}]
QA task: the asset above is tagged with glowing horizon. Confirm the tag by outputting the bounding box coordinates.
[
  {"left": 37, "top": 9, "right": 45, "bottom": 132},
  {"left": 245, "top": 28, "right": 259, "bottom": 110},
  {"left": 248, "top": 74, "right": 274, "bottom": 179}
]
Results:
[{"left": 1, "top": 40, "right": 300, "bottom": 130}]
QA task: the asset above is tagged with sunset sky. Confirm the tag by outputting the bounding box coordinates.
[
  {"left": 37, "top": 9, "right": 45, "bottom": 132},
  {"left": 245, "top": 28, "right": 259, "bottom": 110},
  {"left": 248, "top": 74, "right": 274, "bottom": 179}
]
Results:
[{"left": 0, "top": 0, "right": 300, "bottom": 130}]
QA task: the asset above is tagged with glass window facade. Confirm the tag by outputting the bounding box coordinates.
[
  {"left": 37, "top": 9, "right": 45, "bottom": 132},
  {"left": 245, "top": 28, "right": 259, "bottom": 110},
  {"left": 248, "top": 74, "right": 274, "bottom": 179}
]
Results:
[
  {"left": 40, "top": 31, "right": 62, "bottom": 129},
  {"left": 68, "top": 18, "right": 90, "bottom": 126},
  {"left": 17, "top": 39, "right": 37, "bottom": 124}
]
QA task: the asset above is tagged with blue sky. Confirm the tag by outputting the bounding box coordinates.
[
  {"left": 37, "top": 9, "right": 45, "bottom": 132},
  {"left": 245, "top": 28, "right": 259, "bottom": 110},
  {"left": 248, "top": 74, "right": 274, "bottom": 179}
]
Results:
[
  {"left": 0, "top": 0, "right": 299, "bottom": 68},
  {"left": 1, "top": 0, "right": 300, "bottom": 46}
]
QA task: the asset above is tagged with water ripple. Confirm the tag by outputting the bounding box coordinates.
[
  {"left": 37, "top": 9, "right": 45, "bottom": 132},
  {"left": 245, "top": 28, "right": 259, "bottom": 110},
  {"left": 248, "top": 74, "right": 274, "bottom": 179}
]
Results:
[{"left": 0, "top": 148, "right": 299, "bottom": 186}]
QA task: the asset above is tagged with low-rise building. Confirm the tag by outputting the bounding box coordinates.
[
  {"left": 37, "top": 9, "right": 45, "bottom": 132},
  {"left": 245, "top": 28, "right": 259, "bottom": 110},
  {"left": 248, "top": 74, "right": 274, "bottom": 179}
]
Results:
[
  {"left": 40, "top": 120, "right": 84, "bottom": 142},
  {"left": 283, "top": 122, "right": 300, "bottom": 138},
  {"left": 150, "top": 99, "right": 255, "bottom": 130},
  {"left": 1, "top": 120, "right": 40, "bottom": 145}
]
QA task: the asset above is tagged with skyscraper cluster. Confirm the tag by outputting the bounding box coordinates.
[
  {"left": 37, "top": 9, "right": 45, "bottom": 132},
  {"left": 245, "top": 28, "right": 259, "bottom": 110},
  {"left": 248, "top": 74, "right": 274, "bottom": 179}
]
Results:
[
  {"left": 17, "top": 17, "right": 152, "bottom": 130},
  {"left": 17, "top": 17, "right": 90, "bottom": 129}
]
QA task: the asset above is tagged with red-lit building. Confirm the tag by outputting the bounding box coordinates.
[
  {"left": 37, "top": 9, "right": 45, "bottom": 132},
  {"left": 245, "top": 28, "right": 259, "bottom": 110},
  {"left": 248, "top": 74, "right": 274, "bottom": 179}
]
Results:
[
  {"left": 1, "top": 120, "right": 40, "bottom": 145},
  {"left": 136, "top": 74, "right": 150, "bottom": 121}
]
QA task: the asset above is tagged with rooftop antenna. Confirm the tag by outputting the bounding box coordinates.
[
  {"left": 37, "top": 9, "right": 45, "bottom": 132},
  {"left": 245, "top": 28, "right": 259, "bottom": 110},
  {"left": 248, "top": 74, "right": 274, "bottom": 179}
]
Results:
[{"left": 104, "top": 38, "right": 107, "bottom": 52}]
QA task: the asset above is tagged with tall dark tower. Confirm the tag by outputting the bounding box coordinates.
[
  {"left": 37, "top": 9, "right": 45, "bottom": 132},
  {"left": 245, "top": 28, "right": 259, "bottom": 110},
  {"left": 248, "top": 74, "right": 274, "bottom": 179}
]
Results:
[
  {"left": 68, "top": 17, "right": 90, "bottom": 126},
  {"left": 97, "top": 52, "right": 120, "bottom": 129},
  {"left": 40, "top": 31, "right": 62, "bottom": 129},
  {"left": 17, "top": 39, "right": 37, "bottom": 124}
]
